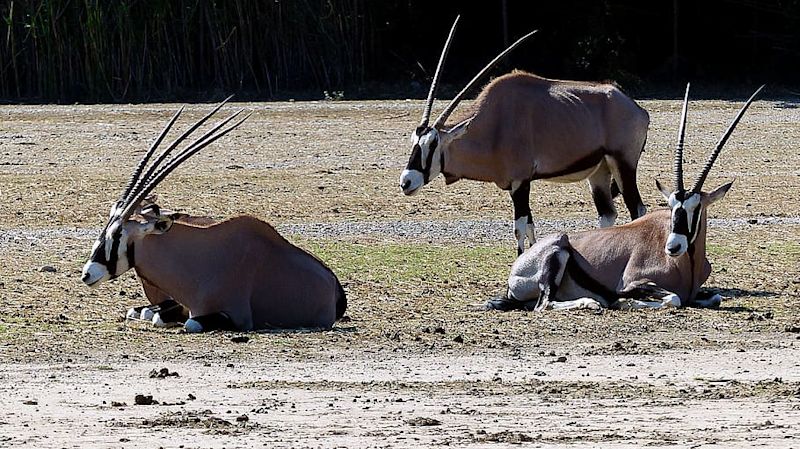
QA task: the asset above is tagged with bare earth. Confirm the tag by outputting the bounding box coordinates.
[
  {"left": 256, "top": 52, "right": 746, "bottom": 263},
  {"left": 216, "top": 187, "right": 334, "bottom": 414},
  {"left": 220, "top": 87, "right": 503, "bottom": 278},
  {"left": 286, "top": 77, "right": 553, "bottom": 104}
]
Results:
[{"left": 1, "top": 98, "right": 799, "bottom": 448}]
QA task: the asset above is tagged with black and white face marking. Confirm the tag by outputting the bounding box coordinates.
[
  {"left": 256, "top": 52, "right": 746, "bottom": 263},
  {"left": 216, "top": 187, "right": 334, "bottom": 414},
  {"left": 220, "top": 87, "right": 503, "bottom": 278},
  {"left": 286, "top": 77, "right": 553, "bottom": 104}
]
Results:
[
  {"left": 399, "top": 126, "right": 442, "bottom": 195},
  {"left": 81, "top": 220, "right": 134, "bottom": 287},
  {"left": 664, "top": 191, "right": 702, "bottom": 257}
]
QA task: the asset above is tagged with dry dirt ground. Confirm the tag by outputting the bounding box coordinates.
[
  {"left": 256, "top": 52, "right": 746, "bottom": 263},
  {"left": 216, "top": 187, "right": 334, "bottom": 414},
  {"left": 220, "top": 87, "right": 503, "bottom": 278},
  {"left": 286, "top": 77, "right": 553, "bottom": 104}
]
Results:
[{"left": 1, "top": 97, "right": 799, "bottom": 448}]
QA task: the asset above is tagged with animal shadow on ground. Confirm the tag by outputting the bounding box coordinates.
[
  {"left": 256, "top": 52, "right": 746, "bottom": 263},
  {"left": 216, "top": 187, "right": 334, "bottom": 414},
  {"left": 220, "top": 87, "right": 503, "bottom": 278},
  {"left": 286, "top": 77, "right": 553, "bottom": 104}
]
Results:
[
  {"left": 698, "top": 287, "right": 779, "bottom": 313},
  {"left": 250, "top": 325, "right": 358, "bottom": 334}
]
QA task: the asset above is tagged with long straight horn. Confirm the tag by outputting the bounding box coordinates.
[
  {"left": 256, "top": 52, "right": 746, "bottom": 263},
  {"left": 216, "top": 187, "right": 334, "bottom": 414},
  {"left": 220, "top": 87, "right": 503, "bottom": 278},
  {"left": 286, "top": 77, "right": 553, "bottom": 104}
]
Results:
[
  {"left": 674, "top": 83, "right": 690, "bottom": 192},
  {"left": 691, "top": 85, "right": 765, "bottom": 193},
  {"left": 118, "top": 110, "right": 251, "bottom": 224},
  {"left": 119, "top": 106, "right": 184, "bottom": 203},
  {"left": 432, "top": 29, "right": 538, "bottom": 128},
  {"left": 121, "top": 95, "right": 234, "bottom": 209},
  {"left": 420, "top": 15, "right": 460, "bottom": 128}
]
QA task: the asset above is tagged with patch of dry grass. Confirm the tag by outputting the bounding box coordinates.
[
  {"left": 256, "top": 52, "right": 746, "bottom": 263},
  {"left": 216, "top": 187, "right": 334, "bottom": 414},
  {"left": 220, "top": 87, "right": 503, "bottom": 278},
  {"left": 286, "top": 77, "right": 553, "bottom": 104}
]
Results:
[{"left": 1, "top": 99, "right": 799, "bottom": 364}]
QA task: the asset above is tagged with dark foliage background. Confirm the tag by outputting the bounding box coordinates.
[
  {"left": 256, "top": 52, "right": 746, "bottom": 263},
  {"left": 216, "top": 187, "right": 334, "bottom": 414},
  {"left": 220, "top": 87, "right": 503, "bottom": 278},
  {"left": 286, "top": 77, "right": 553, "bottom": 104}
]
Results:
[{"left": 1, "top": 0, "right": 798, "bottom": 102}]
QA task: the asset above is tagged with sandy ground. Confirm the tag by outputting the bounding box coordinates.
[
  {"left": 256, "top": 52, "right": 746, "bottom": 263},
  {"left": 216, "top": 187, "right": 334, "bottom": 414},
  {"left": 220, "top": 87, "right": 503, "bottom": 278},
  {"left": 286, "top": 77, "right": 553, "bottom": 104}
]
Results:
[{"left": 1, "top": 97, "right": 799, "bottom": 448}]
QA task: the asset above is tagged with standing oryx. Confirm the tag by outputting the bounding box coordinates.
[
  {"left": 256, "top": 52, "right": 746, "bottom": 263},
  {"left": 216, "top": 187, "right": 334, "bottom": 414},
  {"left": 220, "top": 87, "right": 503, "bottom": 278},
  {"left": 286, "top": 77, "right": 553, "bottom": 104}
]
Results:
[
  {"left": 81, "top": 99, "right": 347, "bottom": 332},
  {"left": 399, "top": 16, "right": 650, "bottom": 255},
  {"left": 485, "top": 84, "right": 764, "bottom": 312}
]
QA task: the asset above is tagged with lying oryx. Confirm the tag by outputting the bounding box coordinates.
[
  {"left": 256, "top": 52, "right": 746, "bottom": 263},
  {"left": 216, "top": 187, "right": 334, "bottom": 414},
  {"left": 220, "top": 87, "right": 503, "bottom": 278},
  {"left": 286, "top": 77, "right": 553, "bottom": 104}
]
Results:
[
  {"left": 81, "top": 99, "right": 347, "bottom": 332},
  {"left": 400, "top": 17, "right": 649, "bottom": 255},
  {"left": 486, "top": 84, "right": 763, "bottom": 311},
  {"left": 124, "top": 205, "right": 214, "bottom": 327}
]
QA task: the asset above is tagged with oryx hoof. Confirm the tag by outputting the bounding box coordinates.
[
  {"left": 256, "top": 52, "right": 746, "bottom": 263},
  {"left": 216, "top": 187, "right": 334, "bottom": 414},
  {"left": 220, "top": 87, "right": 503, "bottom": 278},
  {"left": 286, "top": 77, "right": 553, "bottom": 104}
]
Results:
[
  {"left": 126, "top": 307, "right": 139, "bottom": 320},
  {"left": 661, "top": 294, "right": 681, "bottom": 308},
  {"left": 140, "top": 307, "right": 156, "bottom": 321},
  {"left": 151, "top": 312, "right": 167, "bottom": 328},
  {"left": 707, "top": 294, "right": 722, "bottom": 308},
  {"left": 183, "top": 318, "right": 204, "bottom": 333},
  {"left": 484, "top": 295, "right": 524, "bottom": 312}
]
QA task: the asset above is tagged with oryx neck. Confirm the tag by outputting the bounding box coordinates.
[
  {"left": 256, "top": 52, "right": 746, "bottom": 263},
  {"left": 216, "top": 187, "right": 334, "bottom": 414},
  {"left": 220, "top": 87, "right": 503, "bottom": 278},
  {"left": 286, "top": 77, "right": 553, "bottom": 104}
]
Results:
[
  {"left": 442, "top": 139, "right": 501, "bottom": 184},
  {"left": 134, "top": 223, "right": 204, "bottom": 310}
]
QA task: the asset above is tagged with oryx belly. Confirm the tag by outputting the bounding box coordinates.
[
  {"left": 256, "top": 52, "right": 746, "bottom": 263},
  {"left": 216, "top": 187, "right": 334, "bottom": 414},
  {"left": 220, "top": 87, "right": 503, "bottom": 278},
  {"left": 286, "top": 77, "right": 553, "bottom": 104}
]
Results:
[{"left": 539, "top": 161, "right": 604, "bottom": 184}]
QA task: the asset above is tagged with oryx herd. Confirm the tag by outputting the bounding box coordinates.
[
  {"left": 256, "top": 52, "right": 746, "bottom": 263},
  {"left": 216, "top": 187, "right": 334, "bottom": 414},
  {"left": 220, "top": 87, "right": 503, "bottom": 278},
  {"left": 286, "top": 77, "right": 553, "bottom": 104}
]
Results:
[{"left": 80, "top": 17, "right": 764, "bottom": 332}]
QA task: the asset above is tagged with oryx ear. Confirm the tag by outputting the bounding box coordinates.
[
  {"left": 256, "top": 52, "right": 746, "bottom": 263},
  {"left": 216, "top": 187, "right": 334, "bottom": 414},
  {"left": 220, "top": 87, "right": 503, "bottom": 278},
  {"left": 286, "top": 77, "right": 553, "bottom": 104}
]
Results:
[
  {"left": 704, "top": 180, "right": 734, "bottom": 206},
  {"left": 152, "top": 215, "right": 176, "bottom": 234},
  {"left": 140, "top": 203, "right": 161, "bottom": 217},
  {"left": 442, "top": 117, "right": 472, "bottom": 144},
  {"left": 655, "top": 179, "right": 672, "bottom": 200}
]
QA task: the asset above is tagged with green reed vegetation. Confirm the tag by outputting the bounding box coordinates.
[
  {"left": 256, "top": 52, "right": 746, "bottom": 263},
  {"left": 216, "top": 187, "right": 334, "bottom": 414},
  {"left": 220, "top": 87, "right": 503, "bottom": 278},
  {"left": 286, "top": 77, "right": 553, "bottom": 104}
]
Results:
[{"left": 1, "top": 0, "right": 372, "bottom": 102}]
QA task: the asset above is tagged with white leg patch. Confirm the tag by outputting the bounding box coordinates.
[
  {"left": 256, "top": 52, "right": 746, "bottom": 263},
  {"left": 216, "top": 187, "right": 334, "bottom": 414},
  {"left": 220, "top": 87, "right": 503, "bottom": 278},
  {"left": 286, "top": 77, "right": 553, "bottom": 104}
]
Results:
[
  {"left": 526, "top": 221, "right": 536, "bottom": 245},
  {"left": 514, "top": 216, "right": 527, "bottom": 253},
  {"left": 184, "top": 318, "right": 204, "bottom": 333},
  {"left": 599, "top": 214, "right": 616, "bottom": 228},
  {"left": 140, "top": 307, "right": 155, "bottom": 321},
  {"left": 550, "top": 297, "right": 602, "bottom": 311},
  {"left": 661, "top": 294, "right": 681, "bottom": 308},
  {"left": 151, "top": 312, "right": 166, "bottom": 328},
  {"left": 126, "top": 307, "right": 138, "bottom": 320}
]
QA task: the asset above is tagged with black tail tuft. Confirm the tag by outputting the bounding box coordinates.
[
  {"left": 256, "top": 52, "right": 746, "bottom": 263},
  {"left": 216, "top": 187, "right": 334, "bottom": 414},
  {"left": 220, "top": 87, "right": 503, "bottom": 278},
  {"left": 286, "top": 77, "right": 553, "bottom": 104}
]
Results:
[
  {"left": 335, "top": 280, "right": 347, "bottom": 320},
  {"left": 610, "top": 179, "right": 621, "bottom": 198}
]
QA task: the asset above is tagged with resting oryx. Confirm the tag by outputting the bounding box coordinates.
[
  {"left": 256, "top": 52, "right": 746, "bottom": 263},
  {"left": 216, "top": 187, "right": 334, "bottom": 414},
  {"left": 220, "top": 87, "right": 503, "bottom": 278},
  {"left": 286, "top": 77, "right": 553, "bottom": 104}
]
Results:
[
  {"left": 486, "top": 84, "right": 764, "bottom": 312},
  {"left": 400, "top": 16, "right": 650, "bottom": 255},
  {"left": 81, "top": 99, "right": 347, "bottom": 332}
]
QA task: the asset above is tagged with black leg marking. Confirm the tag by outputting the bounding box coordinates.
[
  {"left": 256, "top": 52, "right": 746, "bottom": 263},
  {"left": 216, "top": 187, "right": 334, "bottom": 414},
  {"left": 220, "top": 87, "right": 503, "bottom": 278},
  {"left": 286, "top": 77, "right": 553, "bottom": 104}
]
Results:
[
  {"left": 128, "top": 299, "right": 187, "bottom": 323},
  {"left": 511, "top": 181, "right": 532, "bottom": 255},
  {"left": 610, "top": 178, "right": 621, "bottom": 198},
  {"left": 591, "top": 186, "right": 615, "bottom": 223},
  {"left": 511, "top": 181, "right": 532, "bottom": 220},
  {"left": 616, "top": 163, "right": 645, "bottom": 220},
  {"left": 190, "top": 312, "right": 237, "bottom": 332},
  {"left": 618, "top": 282, "right": 673, "bottom": 300},
  {"left": 155, "top": 300, "right": 189, "bottom": 324},
  {"left": 484, "top": 292, "right": 535, "bottom": 311}
]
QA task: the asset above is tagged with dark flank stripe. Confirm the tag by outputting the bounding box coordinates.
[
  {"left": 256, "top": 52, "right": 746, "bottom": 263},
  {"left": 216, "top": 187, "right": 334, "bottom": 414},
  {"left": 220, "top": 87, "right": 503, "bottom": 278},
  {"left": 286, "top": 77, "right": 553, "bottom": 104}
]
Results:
[
  {"left": 533, "top": 149, "right": 604, "bottom": 181},
  {"left": 564, "top": 248, "right": 617, "bottom": 300}
]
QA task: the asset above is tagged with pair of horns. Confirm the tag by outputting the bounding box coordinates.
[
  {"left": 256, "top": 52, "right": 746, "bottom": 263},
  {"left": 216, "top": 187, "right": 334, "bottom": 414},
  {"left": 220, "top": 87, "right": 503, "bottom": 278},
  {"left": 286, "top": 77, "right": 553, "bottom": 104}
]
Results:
[
  {"left": 674, "top": 84, "right": 764, "bottom": 193},
  {"left": 419, "top": 16, "right": 538, "bottom": 129},
  {"left": 114, "top": 96, "right": 251, "bottom": 225}
]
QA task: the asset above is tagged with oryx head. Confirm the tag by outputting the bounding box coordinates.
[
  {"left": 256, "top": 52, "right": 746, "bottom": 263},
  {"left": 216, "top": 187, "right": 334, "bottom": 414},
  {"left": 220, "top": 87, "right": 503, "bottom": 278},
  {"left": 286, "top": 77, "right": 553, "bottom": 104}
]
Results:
[
  {"left": 82, "top": 98, "right": 250, "bottom": 287},
  {"left": 656, "top": 83, "right": 763, "bottom": 257},
  {"left": 400, "top": 16, "right": 537, "bottom": 195}
]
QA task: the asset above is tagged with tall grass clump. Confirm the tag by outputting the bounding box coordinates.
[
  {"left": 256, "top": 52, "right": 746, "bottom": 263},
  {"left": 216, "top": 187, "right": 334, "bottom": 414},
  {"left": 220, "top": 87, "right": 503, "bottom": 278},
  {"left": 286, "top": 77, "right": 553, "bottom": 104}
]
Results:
[{"left": 0, "top": 0, "right": 374, "bottom": 102}]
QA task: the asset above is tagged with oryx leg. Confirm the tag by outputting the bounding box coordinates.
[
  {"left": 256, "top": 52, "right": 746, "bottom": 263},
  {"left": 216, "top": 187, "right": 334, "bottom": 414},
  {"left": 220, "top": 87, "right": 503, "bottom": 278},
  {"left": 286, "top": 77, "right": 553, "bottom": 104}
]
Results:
[
  {"left": 183, "top": 312, "right": 238, "bottom": 333},
  {"left": 605, "top": 154, "right": 646, "bottom": 220},
  {"left": 510, "top": 180, "right": 534, "bottom": 256},
  {"left": 505, "top": 235, "right": 570, "bottom": 311},
  {"left": 127, "top": 279, "right": 189, "bottom": 324},
  {"left": 614, "top": 282, "right": 681, "bottom": 310},
  {"left": 690, "top": 291, "right": 722, "bottom": 309},
  {"left": 149, "top": 301, "right": 191, "bottom": 328},
  {"left": 587, "top": 161, "right": 617, "bottom": 228},
  {"left": 548, "top": 297, "right": 602, "bottom": 310}
]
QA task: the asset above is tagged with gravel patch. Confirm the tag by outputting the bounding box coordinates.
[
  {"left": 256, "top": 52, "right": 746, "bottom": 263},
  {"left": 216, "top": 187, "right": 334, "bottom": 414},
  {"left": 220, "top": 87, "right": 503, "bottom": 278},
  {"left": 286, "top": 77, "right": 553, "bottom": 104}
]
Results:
[{"left": 2, "top": 216, "right": 798, "bottom": 250}]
